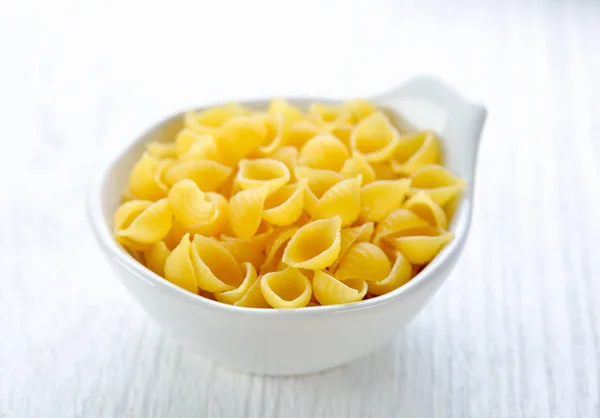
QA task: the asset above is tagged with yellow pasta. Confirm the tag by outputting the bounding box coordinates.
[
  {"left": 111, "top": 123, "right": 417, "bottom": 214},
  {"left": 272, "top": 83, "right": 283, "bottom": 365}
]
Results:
[
  {"left": 336, "top": 242, "right": 391, "bottom": 282},
  {"left": 350, "top": 112, "right": 400, "bottom": 162},
  {"left": 391, "top": 130, "right": 441, "bottom": 175},
  {"left": 340, "top": 154, "right": 376, "bottom": 184},
  {"left": 408, "top": 164, "right": 466, "bottom": 207},
  {"left": 146, "top": 141, "right": 177, "bottom": 159},
  {"left": 282, "top": 217, "right": 342, "bottom": 270},
  {"left": 360, "top": 179, "right": 411, "bottom": 222},
  {"left": 330, "top": 222, "right": 375, "bottom": 272},
  {"left": 312, "top": 270, "right": 367, "bottom": 305},
  {"left": 236, "top": 158, "right": 290, "bottom": 193},
  {"left": 403, "top": 191, "right": 448, "bottom": 230},
  {"left": 214, "top": 262, "right": 258, "bottom": 305},
  {"left": 165, "top": 160, "right": 232, "bottom": 192},
  {"left": 298, "top": 134, "right": 349, "bottom": 171},
  {"left": 388, "top": 226, "right": 454, "bottom": 265},
  {"left": 190, "top": 235, "right": 243, "bottom": 292},
  {"left": 262, "top": 180, "right": 306, "bottom": 226},
  {"left": 305, "top": 176, "right": 362, "bottom": 226},
  {"left": 114, "top": 198, "right": 172, "bottom": 250},
  {"left": 229, "top": 186, "right": 270, "bottom": 239},
  {"left": 115, "top": 99, "right": 465, "bottom": 308},
  {"left": 143, "top": 241, "right": 171, "bottom": 277},
  {"left": 368, "top": 251, "right": 412, "bottom": 295},
  {"left": 184, "top": 102, "right": 251, "bottom": 135},
  {"left": 163, "top": 234, "right": 198, "bottom": 293},
  {"left": 128, "top": 153, "right": 166, "bottom": 201},
  {"left": 216, "top": 116, "right": 268, "bottom": 166},
  {"left": 261, "top": 267, "right": 312, "bottom": 308}
]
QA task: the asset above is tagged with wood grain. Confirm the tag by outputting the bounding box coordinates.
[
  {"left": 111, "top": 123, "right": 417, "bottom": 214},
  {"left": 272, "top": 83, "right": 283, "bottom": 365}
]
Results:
[{"left": 1, "top": 0, "right": 599, "bottom": 416}]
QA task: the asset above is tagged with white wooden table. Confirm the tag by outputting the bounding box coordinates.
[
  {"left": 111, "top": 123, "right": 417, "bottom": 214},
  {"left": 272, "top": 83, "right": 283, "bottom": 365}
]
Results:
[{"left": 2, "top": 0, "right": 599, "bottom": 416}]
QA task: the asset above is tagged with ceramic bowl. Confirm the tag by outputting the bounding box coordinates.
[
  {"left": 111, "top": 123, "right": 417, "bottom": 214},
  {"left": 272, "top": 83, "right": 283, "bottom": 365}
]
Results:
[{"left": 88, "top": 75, "right": 486, "bottom": 375}]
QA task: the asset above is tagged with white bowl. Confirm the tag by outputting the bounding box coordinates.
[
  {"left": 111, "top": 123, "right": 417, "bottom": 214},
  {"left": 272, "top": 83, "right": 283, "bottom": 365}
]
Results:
[{"left": 88, "top": 76, "right": 486, "bottom": 376}]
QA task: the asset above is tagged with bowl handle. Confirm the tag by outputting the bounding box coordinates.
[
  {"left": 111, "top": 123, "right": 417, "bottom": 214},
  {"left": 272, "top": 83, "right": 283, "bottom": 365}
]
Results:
[{"left": 371, "top": 75, "right": 487, "bottom": 186}]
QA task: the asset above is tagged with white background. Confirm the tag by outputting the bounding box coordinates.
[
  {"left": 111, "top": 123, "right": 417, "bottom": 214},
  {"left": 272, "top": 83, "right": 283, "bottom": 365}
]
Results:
[{"left": 1, "top": 0, "right": 600, "bottom": 417}]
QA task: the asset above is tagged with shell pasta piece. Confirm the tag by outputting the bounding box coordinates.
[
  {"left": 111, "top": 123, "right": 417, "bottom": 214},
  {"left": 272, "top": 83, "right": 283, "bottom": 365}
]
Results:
[
  {"left": 282, "top": 217, "right": 342, "bottom": 269},
  {"left": 374, "top": 208, "right": 430, "bottom": 244},
  {"left": 286, "top": 121, "right": 320, "bottom": 148},
  {"left": 269, "top": 146, "right": 298, "bottom": 173},
  {"left": 165, "top": 160, "right": 232, "bottom": 192},
  {"left": 234, "top": 277, "right": 270, "bottom": 308},
  {"left": 236, "top": 158, "right": 290, "bottom": 193},
  {"left": 229, "top": 186, "right": 270, "bottom": 238},
  {"left": 389, "top": 226, "right": 454, "bottom": 265},
  {"left": 260, "top": 227, "right": 298, "bottom": 274},
  {"left": 216, "top": 116, "right": 268, "bottom": 166},
  {"left": 174, "top": 128, "right": 214, "bottom": 158},
  {"left": 128, "top": 153, "right": 166, "bottom": 201},
  {"left": 184, "top": 103, "right": 251, "bottom": 134},
  {"left": 340, "top": 154, "right": 376, "bottom": 184},
  {"left": 214, "top": 262, "right": 258, "bottom": 305},
  {"left": 268, "top": 99, "right": 305, "bottom": 125},
  {"left": 179, "top": 135, "right": 220, "bottom": 162},
  {"left": 144, "top": 241, "right": 171, "bottom": 277},
  {"left": 403, "top": 191, "right": 448, "bottom": 230},
  {"left": 261, "top": 267, "right": 312, "bottom": 308},
  {"left": 190, "top": 235, "right": 244, "bottom": 292},
  {"left": 330, "top": 222, "right": 374, "bottom": 272},
  {"left": 262, "top": 180, "right": 306, "bottom": 226},
  {"left": 220, "top": 235, "right": 267, "bottom": 270},
  {"left": 164, "top": 234, "right": 198, "bottom": 293},
  {"left": 391, "top": 131, "right": 441, "bottom": 175},
  {"left": 312, "top": 270, "right": 367, "bottom": 305},
  {"left": 368, "top": 252, "right": 412, "bottom": 295},
  {"left": 146, "top": 141, "right": 177, "bottom": 159},
  {"left": 298, "top": 135, "right": 349, "bottom": 171},
  {"left": 408, "top": 164, "right": 466, "bottom": 207},
  {"left": 308, "top": 176, "right": 362, "bottom": 226},
  {"left": 115, "top": 199, "right": 172, "bottom": 250},
  {"left": 350, "top": 112, "right": 400, "bottom": 162},
  {"left": 343, "top": 99, "right": 377, "bottom": 122},
  {"left": 360, "top": 179, "right": 411, "bottom": 222},
  {"left": 308, "top": 103, "right": 352, "bottom": 126},
  {"left": 168, "top": 179, "right": 215, "bottom": 227},
  {"left": 336, "top": 242, "right": 391, "bottom": 282}
]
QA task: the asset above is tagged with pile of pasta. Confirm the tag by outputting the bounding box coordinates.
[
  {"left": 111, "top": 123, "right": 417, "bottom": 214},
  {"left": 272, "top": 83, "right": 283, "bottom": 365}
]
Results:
[{"left": 113, "top": 99, "right": 465, "bottom": 308}]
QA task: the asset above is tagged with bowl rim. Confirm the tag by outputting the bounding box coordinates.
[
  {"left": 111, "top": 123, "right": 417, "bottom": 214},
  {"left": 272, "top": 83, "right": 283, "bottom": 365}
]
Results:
[{"left": 88, "top": 76, "right": 485, "bottom": 317}]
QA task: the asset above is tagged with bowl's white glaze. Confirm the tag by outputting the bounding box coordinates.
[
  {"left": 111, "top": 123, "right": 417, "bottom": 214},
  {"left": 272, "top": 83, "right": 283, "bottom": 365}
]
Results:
[{"left": 88, "top": 76, "right": 486, "bottom": 375}]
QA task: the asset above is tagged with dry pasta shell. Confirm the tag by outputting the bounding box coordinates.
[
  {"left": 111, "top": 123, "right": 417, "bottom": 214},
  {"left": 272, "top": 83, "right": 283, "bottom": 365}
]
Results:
[
  {"left": 403, "top": 191, "right": 448, "bottom": 230},
  {"left": 368, "top": 251, "right": 412, "bottom": 295},
  {"left": 114, "top": 200, "right": 152, "bottom": 231},
  {"left": 216, "top": 116, "right": 268, "bottom": 166},
  {"left": 326, "top": 122, "right": 354, "bottom": 147},
  {"left": 229, "top": 186, "right": 270, "bottom": 239},
  {"left": 146, "top": 141, "right": 177, "bottom": 159},
  {"left": 315, "top": 176, "right": 362, "bottom": 226},
  {"left": 190, "top": 235, "right": 244, "bottom": 292},
  {"left": 257, "top": 113, "right": 288, "bottom": 155},
  {"left": 168, "top": 179, "right": 215, "bottom": 227},
  {"left": 308, "top": 103, "right": 353, "bottom": 126},
  {"left": 214, "top": 262, "right": 258, "bottom": 305},
  {"left": 389, "top": 226, "right": 454, "bottom": 265},
  {"left": 234, "top": 276, "right": 270, "bottom": 308},
  {"left": 408, "top": 164, "right": 466, "bottom": 207},
  {"left": 336, "top": 242, "right": 391, "bottom": 282},
  {"left": 186, "top": 192, "right": 229, "bottom": 237},
  {"left": 261, "top": 267, "right": 312, "bottom": 308},
  {"left": 174, "top": 128, "right": 213, "bottom": 158},
  {"left": 128, "top": 152, "right": 166, "bottom": 201},
  {"left": 115, "top": 199, "right": 172, "bottom": 250},
  {"left": 298, "top": 134, "right": 349, "bottom": 171},
  {"left": 286, "top": 121, "right": 320, "bottom": 148},
  {"left": 343, "top": 99, "right": 377, "bottom": 122},
  {"left": 184, "top": 102, "right": 251, "bottom": 135},
  {"left": 360, "top": 178, "right": 411, "bottom": 222},
  {"left": 268, "top": 98, "right": 305, "bottom": 125},
  {"left": 260, "top": 227, "right": 298, "bottom": 275},
  {"left": 282, "top": 217, "right": 342, "bottom": 270},
  {"left": 164, "top": 233, "right": 198, "bottom": 293},
  {"left": 340, "top": 154, "right": 376, "bottom": 184},
  {"left": 179, "top": 134, "right": 220, "bottom": 162},
  {"left": 165, "top": 160, "right": 232, "bottom": 192},
  {"left": 391, "top": 131, "right": 441, "bottom": 175},
  {"left": 350, "top": 111, "right": 400, "bottom": 162},
  {"left": 330, "top": 222, "right": 375, "bottom": 272},
  {"left": 236, "top": 158, "right": 290, "bottom": 194},
  {"left": 374, "top": 208, "right": 430, "bottom": 244},
  {"left": 155, "top": 158, "right": 176, "bottom": 193},
  {"left": 263, "top": 179, "right": 306, "bottom": 226},
  {"left": 269, "top": 146, "right": 298, "bottom": 174},
  {"left": 313, "top": 270, "right": 367, "bottom": 305},
  {"left": 370, "top": 161, "right": 397, "bottom": 180},
  {"left": 143, "top": 241, "right": 171, "bottom": 277}
]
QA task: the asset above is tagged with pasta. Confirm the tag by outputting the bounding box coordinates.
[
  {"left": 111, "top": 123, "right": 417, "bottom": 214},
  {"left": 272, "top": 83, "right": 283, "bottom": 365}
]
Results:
[{"left": 114, "top": 98, "right": 464, "bottom": 308}]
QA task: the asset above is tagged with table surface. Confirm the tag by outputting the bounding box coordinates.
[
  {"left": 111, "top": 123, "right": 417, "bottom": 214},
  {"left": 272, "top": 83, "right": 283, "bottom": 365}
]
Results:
[{"left": 2, "top": 0, "right": 600, "bottom": 417}]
